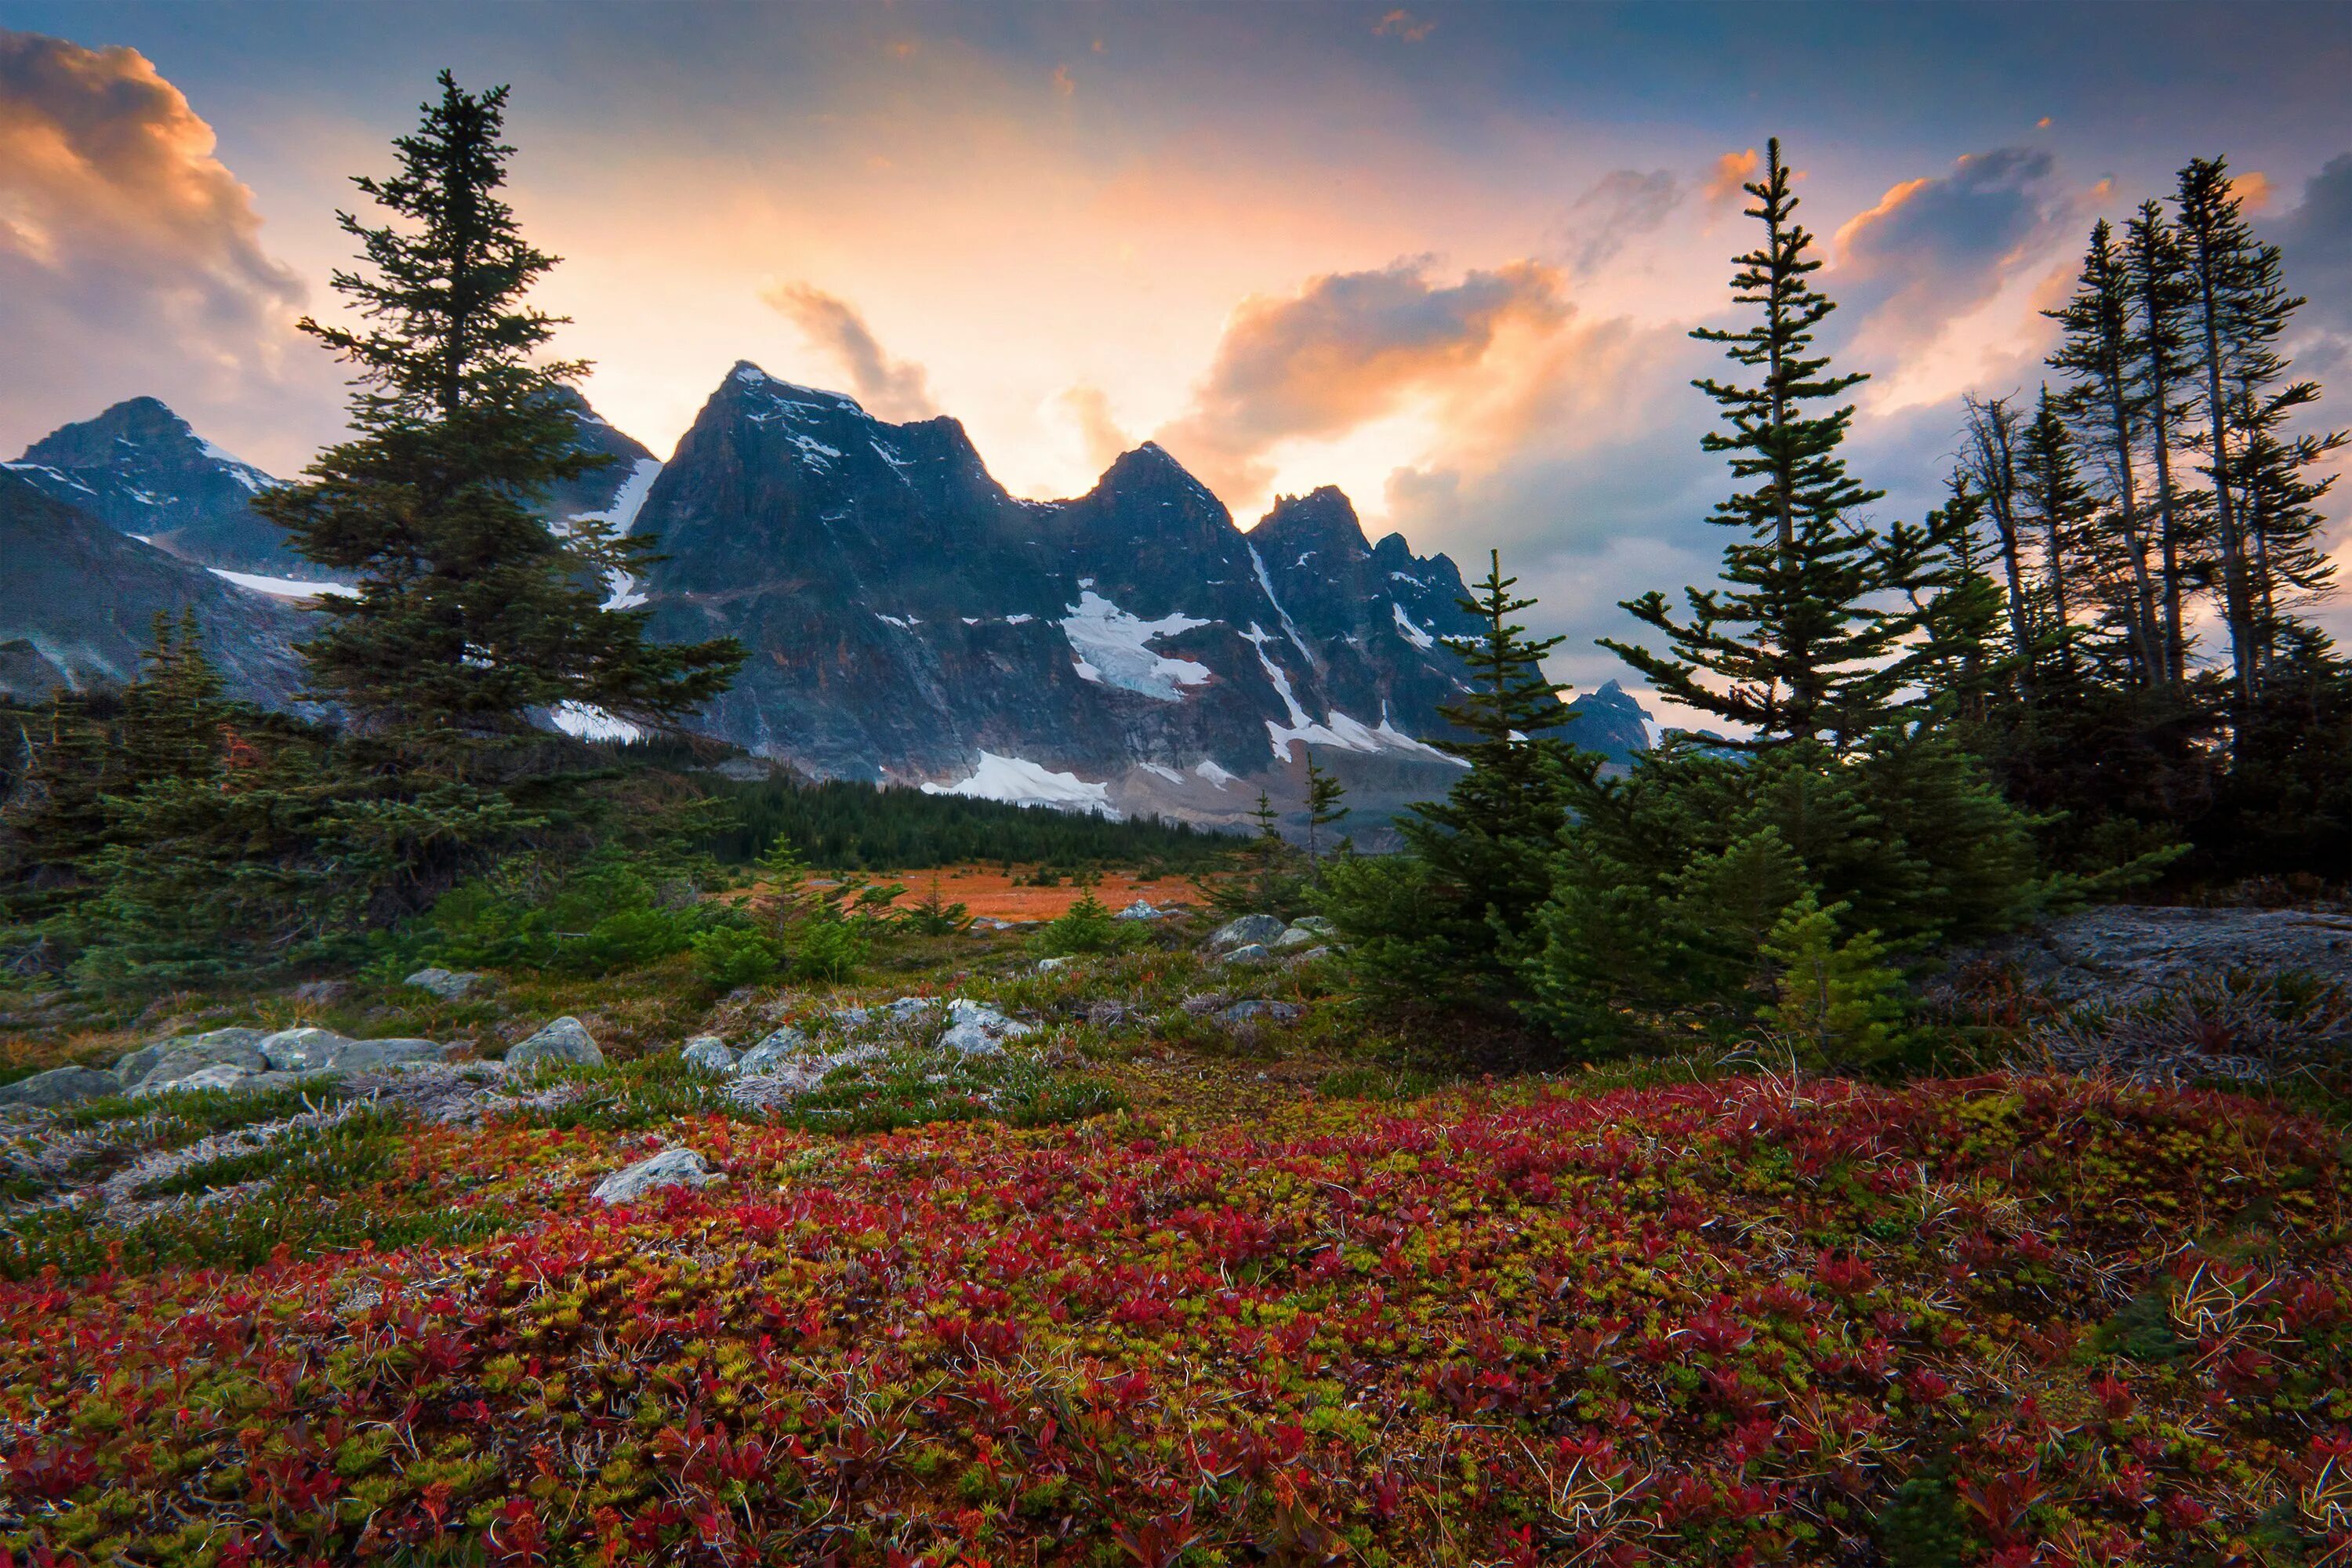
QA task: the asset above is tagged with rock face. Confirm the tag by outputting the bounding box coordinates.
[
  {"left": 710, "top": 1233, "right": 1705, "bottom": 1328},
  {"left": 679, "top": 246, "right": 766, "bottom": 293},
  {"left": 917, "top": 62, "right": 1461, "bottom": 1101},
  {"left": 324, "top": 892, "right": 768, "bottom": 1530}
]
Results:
[
  {"left": 628, "top": 365, "right": 1490, "bottom": 827},
  {"left": 404, "top": 968, "right": 485, "bottom": 1001},
  {"left": 1954, "top": 906, "right": 2352, "bottom": 1005},
  {"left": 0, "top": 1065, "right": 122, "bottom": 1109},
  {"left": 681, "top": 1036, "right": 739, "bottom": 1072},
  {"left": 1210, "top": 915, "right": 1288, "bottom": 950},
  {"left": 1560, "top": 680, "right": 1654, "bottom": 768},
  {"left": 0, "top": 470, "right": 311, "bottom": 706}
]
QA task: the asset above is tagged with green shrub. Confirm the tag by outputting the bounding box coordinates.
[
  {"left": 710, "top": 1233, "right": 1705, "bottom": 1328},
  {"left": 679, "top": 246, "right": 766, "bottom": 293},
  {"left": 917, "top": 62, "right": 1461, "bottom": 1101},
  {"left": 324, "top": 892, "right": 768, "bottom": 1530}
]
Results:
[
  {"left": 691, "top": 925, "right": 781, "bottom": 987},
  {"left": 790, "top": 915, "right": 868, "bottom": 982},
  {"left": 1033, "top": 892, "right": 1136, "bottom": 957}
]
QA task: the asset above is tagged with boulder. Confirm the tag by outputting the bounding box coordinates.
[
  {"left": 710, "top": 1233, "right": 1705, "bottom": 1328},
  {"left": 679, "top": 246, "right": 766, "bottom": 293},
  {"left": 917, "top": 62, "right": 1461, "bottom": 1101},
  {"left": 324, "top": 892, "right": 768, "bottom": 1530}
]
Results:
[
  {"left": 1218, "top": 1000, "right": 1303, "bottom": 1027},
  {"left": 118, "top": 1026, "right": 266, "bottom": 1088},
  {"left": 260, "top": 1027, "right": 350, "bottom": 1071},
  {"left": 1220, "top": 943, "right": 1271, "bottom": 965},
  {"left": 590, "top": 1147, "right": 723, "bottom": 1205},
  {"left": 681, "top": 1036, "right": 739, "bottom": 1073},
  {"left": 938, "top": 1000, "right": 1034, "bottom": 1057},
  {"left": 505, "top": 1017, "right": 604, "bottom": 1070},
  {"left": 736, "top": 1027, "right": 811, "bottom": 1074},
  {"left": 325, "top": 1038, "right": 447, "bottom": 1073},
  {"left": 1209, "top": 914, "right": 1287, "bottom": 950},
  {"left": 136, "top": 1036, "right": 270, "bottom": 1091},
  {"left": 1036, "top": 956, "right": 1073, "bottom": 972},
  {"left": 132, "top": 1062, "right": 253, "bottom": 1097},
  {"left": 0, "top": 1065, "right": 122, "bottom": 1109},
  {"left": 405, "top": 967, "right": 485, "bottom": 1001},
  {"left": 1114, "top": 900, "right": 1166, "bottom": 921}
]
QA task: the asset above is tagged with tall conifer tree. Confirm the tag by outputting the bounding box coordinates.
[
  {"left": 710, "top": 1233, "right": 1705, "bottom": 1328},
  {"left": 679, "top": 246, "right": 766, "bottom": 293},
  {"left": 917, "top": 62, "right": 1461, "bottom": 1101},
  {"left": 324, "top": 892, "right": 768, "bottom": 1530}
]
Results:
[
  {"left": 259, "top": 72, "right": 739, "bottom": 759},
  {"left": 2123, "top": 201, "right": 2200, "bottom": 684},
  {"left": 1606, "top": 138, "right": 1928, "bottom": 749}
]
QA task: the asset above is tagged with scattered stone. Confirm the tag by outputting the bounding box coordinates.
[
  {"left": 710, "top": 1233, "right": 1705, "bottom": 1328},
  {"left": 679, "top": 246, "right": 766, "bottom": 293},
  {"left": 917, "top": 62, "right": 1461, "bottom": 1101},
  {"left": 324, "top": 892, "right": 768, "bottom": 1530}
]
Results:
[
  {"left": 736, "top": 1026, "right": 811, "bottom": 1074},
  {"left": 505, "top": 1017, "right": 604, "bottom": 1070},
  {"left": 590, "top": 1147, "right": 724, "bottom": 1205},
  {"left": 136, "top": 1036, "right": 270, "bottom": 1091},
  {"left": 728, "top": 1044, "right": 882, "bottom": 1109},
  {"left": 0, "top": 1065, "right": 122, "bottom": 1109},
  {"left": 1221, "top": 943, "right": 1271, "bottom": 965},
  {"left": 260, "top": 1027, "right": 351, "bottom": 1072},
  {"left": 1114, "top": 900, "right": 1165, "bottom": 921},
  {"left": 681, "top": 1036, "right": 739, "bottom": 1072},
  {"left": 938, "top": 1000, "right": 1033, "bottom": 1057},
  {"left": 1272, "top": 924, "right": 1325, "bottom": 951},
  {"left": 1218, "top": 1000, "right": 1304, "bottom": 1027},
  {"left": 133, "top": 1062, "right": 254, "bottom": 1098},
  {"left": 1036, "top": 956, "right": 1072, "bottom": 972},
  {"left": 1287, "top": 946, "right": 1333, "bottom": 964},
  {"left": 405, "top": 967, "right": 485, "bottom": 1000},
  {"left": 1209, "top": 914, "right": 1287, "bottom": 950},
  {"left": 325, "top": 1039, "right": 447, "bottom": 1073},
  {"left": 117, "top": 1027, "right": 266, "bottom": 1088}
]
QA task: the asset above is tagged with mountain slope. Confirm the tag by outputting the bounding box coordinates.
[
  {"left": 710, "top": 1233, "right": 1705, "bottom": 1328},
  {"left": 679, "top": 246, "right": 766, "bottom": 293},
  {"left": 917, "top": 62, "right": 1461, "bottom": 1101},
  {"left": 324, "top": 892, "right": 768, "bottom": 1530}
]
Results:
[
  {"left": 7, "top": 397, "right": 294, "bottom": 573},
  {"left": 630, "top": 364, "right": 1491, "bottom": 822},
  {"left": 0, "top": 470, "right": 310, "bottom": 707}
]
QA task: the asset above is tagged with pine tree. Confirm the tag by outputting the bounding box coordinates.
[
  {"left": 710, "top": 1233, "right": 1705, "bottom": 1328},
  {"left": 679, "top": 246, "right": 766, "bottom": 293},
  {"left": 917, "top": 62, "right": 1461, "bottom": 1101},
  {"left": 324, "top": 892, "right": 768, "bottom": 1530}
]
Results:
[
  {"left": 1606, "top": 137, "right": 1929, "bottom": 749},
  {"left": 2123, "top": 201, "right": 2201, "bottom": 684},
  {"left": 1959, "top": 394, "right": 2038, "bottom": 701},
  {"left": 2044, "top": 220, "right": 2164, "bottom": 683},
  {"left": 258, "top": 71, "right": 740, "bottom": 757},
  {"left": 1301, "top": 750, "right": 1349, "bottom": 871},
  {"left": 2018, "top": 387, "right": 2095, "bottom": 681}
]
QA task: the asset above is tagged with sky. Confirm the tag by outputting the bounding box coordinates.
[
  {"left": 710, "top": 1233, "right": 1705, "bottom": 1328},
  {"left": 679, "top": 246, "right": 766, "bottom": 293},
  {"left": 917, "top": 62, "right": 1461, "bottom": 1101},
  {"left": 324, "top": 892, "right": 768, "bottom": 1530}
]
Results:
[{"left": 3, "top": 0, "right": 2348, "bottom": 702}]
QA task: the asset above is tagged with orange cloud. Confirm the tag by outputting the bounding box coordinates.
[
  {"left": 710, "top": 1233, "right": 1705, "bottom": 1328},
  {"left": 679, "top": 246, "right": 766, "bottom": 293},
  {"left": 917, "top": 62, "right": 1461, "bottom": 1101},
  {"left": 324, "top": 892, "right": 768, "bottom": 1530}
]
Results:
[
  {"left": 1152, "top": 257, "right": 1567, "bottom": 504},
  {"left": 760, "top": 283, "right": 940, "bottom": 421},
  {"left": 1056, "top": 383, "right": 1133, "bottom": 477},
  {"left": 0, "top": 29, "right": 317, "bottom": 461},
  {"left": 1374, "top": 9, "right": 1436, "bottom": 42},
  {"left": 1703, "top": 148, "right": 1760, "bottom": 205}
]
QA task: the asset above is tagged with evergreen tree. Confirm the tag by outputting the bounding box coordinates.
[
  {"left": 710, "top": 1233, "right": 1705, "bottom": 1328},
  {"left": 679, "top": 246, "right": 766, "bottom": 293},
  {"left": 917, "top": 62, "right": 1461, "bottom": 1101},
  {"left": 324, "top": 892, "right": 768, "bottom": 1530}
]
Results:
[
  {"left": 1301, "top": 750, "right": 1349, "bottom": 872},
  {"left": 2122, "top": 201, "right": 2201, "bottom": 684},
  {"left": 1959, "top": 394, "right": 2038, "bottom": 700},
  {"left": 2043, "top": 220, "right": 2165, "bottom": 683},
  {"left": 258, "top": 71, "right": 740, "bottom": 756},
  {"left": 2018, "top": 387, "right": 2095, "bottom": 680},
  {"left": 1606, "top": 137, "right": 1929, "bottom": 749}
]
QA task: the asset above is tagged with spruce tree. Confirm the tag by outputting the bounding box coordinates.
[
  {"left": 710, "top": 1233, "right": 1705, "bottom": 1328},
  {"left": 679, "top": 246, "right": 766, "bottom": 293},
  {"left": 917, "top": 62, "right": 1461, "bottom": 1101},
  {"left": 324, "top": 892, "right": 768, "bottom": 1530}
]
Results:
[
  {"left": 2043, "top": 220, "right": 2164, "bottom": 683},
  {"left": 259, "top": 71, "right": 740, "bottom": 757},
  {"left": 1607, "top": 137, "right": 1927, "bottom": 749},
  {"left": 2018, "top": 388, "right": 2094, "bottom": 680},
  {"left": 1959, "top": 394, "right": 2038, "bottom": 700},
  {"left": 2123, "top": 202, "right": 2201, "bottom": 684},
  {"left": 1301, "top": 750, "right": 1349, "bottom": 871}
]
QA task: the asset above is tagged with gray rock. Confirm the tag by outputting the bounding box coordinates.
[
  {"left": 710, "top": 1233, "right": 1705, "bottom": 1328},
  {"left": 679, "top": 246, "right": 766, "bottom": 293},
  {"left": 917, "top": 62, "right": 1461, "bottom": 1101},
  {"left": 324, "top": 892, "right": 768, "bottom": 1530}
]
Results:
[
  {"left": 681, "top": 1036, "right": 739, "bottom": 1073},
  {"left": 0, "top": 1065, "right": 122, "bottom": 1109},
  {"left": 132, "top": 1062, "right": 253, "bottom": 1098},
  {"left": 1271, "top": 925, "right": 1322, "bottom": 951},
  {"left": 325, "top": 1038, "right": 447, "bottom": 1073},
  {"left": 137, "top": 1036, "right": 270, "bottom": 1091},
  {"left": 260, "top": 1026, "right": 351, "bottom": 1071},
  {"left": 505, "top": 1017, "right": 604, "bottom": 1070},
  {"left": 118, "top": 1026, "right": 266, "bottom": 1087},
  {"left": 736, "top": 1026, "right": 811, "bottom": 1074},
  {"left": 1218, "top": 1000, "right": 1303, "bottom": 1027},
  {"left": 405, "top": 967, "right": 485, "bottom": 1001},
  {"left": 938, "top": 999, "right": 1033, "bottom": 1058},
  {"left": 590, "top": 1147, "right": 723, "bottom": 1205},
  {"left": 1114, "top": 900, "right": 1166, "bottom": 921},
  {"left": 1209, "top": 914, "right": 1287, "bottom": 950},
  {"left": 112, "top": 1044, "right": 166, "bottom": 1088},
  {"left": 1220, "top": 943, "right": 1271, "bottom": 964},
  {"left": 1287, "top": 946, "right": 1333, "bottom": 964},
  {"left": 1036, "top": 956, "right": 1072, "bottom": 972},
  {"left": 1941, "top": 906, "right": 2352, "bottom": 1007},
  {"left": 1287, "top": 916, "right": 1335, "bottom": 936}
]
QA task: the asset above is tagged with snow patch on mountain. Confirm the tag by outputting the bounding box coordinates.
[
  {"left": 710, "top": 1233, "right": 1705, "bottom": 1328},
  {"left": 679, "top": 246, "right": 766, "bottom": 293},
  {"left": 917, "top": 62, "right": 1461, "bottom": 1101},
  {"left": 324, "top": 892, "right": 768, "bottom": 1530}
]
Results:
[
  {"left": 1195, "top": 759, "right": 1238, "bottom": 788},
  {"left": 1247, "top": 541, "right": 1316, "bottom": 665},
  {"left": 921, "top": 753, "right": 1116, "bottom": 816},
  {"left": 552, "top": 703, "right": 643, "bottom": 742},
  {"left": 1059, "top": 592, "right": 1211, "bottom": 701},
  {"left": 208, "top": 568, "right": 358, "bottom": 600},
  {"left": 567, "top": 457, "right": 664, "bottom": 610},
  {"left": 1392, "top": 601, "right": 1435, "bottom": 650}
]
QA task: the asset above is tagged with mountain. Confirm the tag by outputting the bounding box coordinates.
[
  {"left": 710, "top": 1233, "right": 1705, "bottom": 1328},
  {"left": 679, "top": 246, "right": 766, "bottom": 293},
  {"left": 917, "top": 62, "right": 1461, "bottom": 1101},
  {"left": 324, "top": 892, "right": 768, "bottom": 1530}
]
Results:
[
  {"left": 628, "top": 363, "right": 1491, "bottom": 824},
  {"left": 1560, "top": 679, "right": 1653, "bottom": 768},
  {"left": 0, "top": 470, "right": 310, "bottom": 708}
]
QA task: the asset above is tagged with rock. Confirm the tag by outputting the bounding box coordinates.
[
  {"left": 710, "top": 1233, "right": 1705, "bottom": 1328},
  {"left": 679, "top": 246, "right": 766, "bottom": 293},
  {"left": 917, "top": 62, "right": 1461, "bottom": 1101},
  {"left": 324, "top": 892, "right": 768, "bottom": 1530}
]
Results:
[
  {"left": 405, "top": 967, "right": 485, "bottom": 1000},
  {"left": 1209, "top": 914, "right": 1288, "bottom": 950},
  {"left": 1114, "top": 900, "right": 1165, "bottom": 921},
  {"left": 118, "top": 1026, "right": 265, "bottom": 1088},
  {"left": 132, "top": 1062, "right": 253, "bottom": 1097},
  {"left": 1287, "top": 946, "right": 1333, "bottom": 964},
  {"left": 325, "top": 1038, "right": 447, "bottom": 1073},
  {"left": 1288, "top": 916, "right": 1335, "bottom": 936},
  {"left": 590, "top": 1147, "right": 724, "bottom": 1205},
  {"left": 1941, "top": 906, "right": 2352, "bottom": 1007},
  {"left": 505, "top": 1017, "right": 604, "bottom": 1070},
  {"left": 1036, "top": 956, "right": 1072, "bottom": 972},
  {"left": 1179, "top": 993, "right": 1227, "bottom": 1016},
  {"left": 1220, "top": 943, "right": 1271, "bottom": 964},
  {"left": 1218, "top": 1000, "right": 1303, "bottom": 1027},
  {"left": 289, "top": 979, "right": 350, "bottom": 1005},
  {"left": 681, "top": 1036, "right": 739, "bottom": 1072},
  {"left": 938, "top": 1000, "right": 1034, "bottom": 1057},
  {"left": 0, "top": 1065, "right": 122, "bottom": 1109},
  {"left": 736, "top": 1027, "right": 812, "bottom": 1074},
  {"left": 260, "top": 1027, "right": 351, "bottom": 1071},
  {"left": 1271, "top": 925, "right": 1322, "bottom": 951},
  {"left": 136, "top": 1036, "right": 270, "bottom": 1091},
  {"left": 112, "top": 1044, "right": 166, "bottom": 1088}
]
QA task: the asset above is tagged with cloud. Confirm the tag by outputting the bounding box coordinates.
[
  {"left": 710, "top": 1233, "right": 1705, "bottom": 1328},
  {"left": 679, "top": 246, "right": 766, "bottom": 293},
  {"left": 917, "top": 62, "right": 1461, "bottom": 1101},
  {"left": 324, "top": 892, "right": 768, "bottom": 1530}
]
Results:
[
  {"left": 0, "top": 29, "right": 321, "bottom": 464},
  {"left": 1154, "top": 257, "right": 1567, "bottom": 501},
  {"left": 1373, "top": 9, "right": 1436, "bottom": 43},
  {"left": 1831, "top": 146, "right": 2073, "bottom": 354},
  {"left": 760, "top": 283, "right": 941, "bottom": 421},
  {"left": 1555, "top": 169, "right": 1681, "bottom": 274},
  {"left": 1055, "top": 383, "right": 1133, "bottom": 477},
  {"left": 1702, "top": 148, "right": 1760, "bottom": 207},
  {"left": 2269, "top": 152, "right": 2352, "bottom": 370}
]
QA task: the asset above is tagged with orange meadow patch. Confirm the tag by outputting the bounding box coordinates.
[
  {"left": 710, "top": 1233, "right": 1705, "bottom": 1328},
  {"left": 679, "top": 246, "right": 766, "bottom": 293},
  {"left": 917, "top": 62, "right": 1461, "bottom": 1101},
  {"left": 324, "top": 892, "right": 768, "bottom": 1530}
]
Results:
[{"left": 877, "top": 866, "right": 1205, "bottom": 921}]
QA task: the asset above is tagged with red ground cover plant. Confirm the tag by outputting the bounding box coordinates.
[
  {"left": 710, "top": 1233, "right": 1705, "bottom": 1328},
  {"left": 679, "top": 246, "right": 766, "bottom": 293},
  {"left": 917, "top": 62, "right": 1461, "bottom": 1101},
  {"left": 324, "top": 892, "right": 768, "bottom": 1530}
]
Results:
[{"left": 1, "top": 1075, "right": 2344, "bottom": 1565}]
